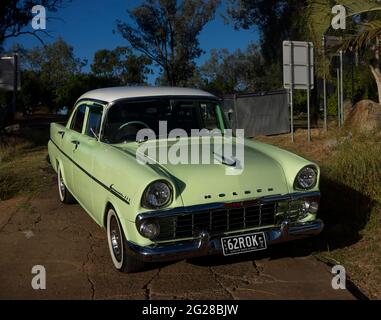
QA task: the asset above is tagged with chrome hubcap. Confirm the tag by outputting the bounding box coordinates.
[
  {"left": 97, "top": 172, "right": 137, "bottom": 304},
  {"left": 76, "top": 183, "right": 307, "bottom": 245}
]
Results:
[
  {"left": 58, "top": 169, "right": 65, "bottom": 197},
  {"left": 110, "top": 216, "right": 122, "bottom": 262}
]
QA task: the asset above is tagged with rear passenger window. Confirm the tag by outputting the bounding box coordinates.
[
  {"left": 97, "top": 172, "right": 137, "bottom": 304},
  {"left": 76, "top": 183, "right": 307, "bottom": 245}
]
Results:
[{"left": 71, "top": 104, "right": 86, "bottom": 133}]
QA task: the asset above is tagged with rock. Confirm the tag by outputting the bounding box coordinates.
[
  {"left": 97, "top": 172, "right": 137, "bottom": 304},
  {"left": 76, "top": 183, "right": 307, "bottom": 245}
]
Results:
[{"left": 344, "top": 100, "right": 381, "bottom": 133}]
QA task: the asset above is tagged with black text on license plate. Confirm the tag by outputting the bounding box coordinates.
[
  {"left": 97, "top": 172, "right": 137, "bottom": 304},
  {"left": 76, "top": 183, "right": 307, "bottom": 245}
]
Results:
[{"left": 221, "top": 232, "right": 267, "bottom": 256}]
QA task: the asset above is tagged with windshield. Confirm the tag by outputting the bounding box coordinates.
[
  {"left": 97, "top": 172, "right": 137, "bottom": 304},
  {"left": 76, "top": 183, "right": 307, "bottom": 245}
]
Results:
[{"left": 101, "top": 98, "right": 227, "bottom": 144}]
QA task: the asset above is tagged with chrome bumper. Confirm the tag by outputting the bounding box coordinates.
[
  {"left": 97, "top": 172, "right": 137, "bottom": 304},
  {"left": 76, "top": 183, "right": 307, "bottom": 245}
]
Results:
[{"left": 125, "top": 219, "right": 324, "bottom": 262}]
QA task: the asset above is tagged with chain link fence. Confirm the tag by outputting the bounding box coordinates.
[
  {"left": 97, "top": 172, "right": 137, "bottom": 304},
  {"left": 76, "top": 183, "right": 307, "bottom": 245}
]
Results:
[{"left": 222, "top": 90, "right": 289, "bottom": 137}]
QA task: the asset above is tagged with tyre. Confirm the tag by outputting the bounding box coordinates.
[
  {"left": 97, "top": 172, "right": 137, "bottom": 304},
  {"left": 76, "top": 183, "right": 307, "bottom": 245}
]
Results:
[
  {"left": 106, "top": 207, "right": 145, "bottom": 273},
  {"left": 57, "top": 165, "right": 76, "bottom": 204}
]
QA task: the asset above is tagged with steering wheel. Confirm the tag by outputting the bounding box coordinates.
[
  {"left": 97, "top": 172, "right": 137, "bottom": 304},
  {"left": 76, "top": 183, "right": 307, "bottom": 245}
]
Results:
[
  {"left": 115, "top": 121, "right": 151, "bottom": 142},
  {"left": 118, "top": 121, "right": 150, "bottom": 131}
]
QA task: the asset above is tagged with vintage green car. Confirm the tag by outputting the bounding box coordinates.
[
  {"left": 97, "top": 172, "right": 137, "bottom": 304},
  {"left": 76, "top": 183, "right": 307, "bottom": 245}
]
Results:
[{"left": 48, "top": 87, "right": 323, "bottom": 273}]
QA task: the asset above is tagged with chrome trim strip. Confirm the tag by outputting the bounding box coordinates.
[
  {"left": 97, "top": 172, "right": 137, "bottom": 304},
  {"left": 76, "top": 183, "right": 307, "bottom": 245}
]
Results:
[
  {"left": 50, "top": 139, "right": 130, "bottom": 205},
  {"left": 126, "top": 219, "right": 324, "bottom": 262},
  {"left": 136, "top": 191, "right": 320, "bottom": 223}
]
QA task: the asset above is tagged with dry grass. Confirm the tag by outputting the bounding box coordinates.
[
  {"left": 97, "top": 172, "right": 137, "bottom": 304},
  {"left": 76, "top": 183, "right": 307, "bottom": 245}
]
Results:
[
  {"left": 0, "top": 134, "right": 54, "bottom": 201},
  {"left": 258, "top": 127, "right": 381, "bottom": 299}
]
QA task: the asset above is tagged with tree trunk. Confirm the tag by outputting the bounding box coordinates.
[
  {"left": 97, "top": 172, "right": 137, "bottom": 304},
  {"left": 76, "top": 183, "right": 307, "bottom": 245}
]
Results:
[
  {"left": 370, "top": 65, "right": 381, "bottom": 104},
  {"left": 370, "top": 36, "right": 381, "bottom": 104}
]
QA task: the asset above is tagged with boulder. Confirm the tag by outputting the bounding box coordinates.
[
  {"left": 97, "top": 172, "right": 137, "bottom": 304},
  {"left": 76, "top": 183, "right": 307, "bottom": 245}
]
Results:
[{"left": 344, "top": 100, "right": 381, "bottom": 133}]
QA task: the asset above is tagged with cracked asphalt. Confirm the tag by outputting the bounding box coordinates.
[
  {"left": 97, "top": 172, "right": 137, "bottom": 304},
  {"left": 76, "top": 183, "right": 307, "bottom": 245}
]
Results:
[{"left": 0, "top": 187, "right": 356, "bottom": 300}]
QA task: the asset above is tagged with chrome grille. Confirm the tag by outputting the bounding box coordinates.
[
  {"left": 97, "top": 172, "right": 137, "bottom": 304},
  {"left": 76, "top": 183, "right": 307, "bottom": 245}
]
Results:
[{"left": 156, "top": 202, "right": 276, "bottom": 241}]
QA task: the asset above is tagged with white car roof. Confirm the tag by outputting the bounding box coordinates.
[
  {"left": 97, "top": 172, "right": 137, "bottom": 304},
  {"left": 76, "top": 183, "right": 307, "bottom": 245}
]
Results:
[{"left": 77, "top": 86, "right": 217, "bottom": 103}]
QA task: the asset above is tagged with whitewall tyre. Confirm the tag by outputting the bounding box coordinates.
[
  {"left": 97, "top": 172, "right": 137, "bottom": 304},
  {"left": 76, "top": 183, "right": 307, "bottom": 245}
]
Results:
[
  {"left": 106, "top": 208, "right": 145, "bottom": 273},
  {"left": 57, "top": 165, "right": 76, "bottom": 204}
]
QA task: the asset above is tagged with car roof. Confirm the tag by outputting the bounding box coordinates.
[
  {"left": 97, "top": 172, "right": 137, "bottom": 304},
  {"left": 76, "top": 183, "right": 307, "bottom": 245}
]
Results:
[{"left": 77, "top": 86, "right": 218, "bottom": 103}]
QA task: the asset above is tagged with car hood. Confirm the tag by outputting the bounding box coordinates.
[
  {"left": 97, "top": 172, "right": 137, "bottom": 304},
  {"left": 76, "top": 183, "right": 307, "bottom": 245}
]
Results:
[{"left": 119, "top": 138, "right": 290, "bottom": 206}]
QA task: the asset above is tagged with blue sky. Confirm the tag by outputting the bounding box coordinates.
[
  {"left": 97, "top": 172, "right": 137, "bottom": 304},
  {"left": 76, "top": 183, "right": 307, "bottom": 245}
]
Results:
[{"left": 4, "top": 0, "right": 259, "bottom": 83}]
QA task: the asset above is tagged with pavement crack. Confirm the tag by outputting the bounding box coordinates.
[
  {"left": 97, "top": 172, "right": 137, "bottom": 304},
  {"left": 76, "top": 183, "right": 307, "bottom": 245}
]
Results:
[
  {"left": 252, "top": 260, "right": 263, "bottom": 275},
  {"left": 210, "top": 266, "right": 235, "bottom": 299},
  {"left": 143, "top": 268, "right": 161, "bottom": 300},
  {"left": 0, "top": 214, "right": 14, "bottom": 232},
  {"left": 83, "top": 232, "right": 97, "bottom": 300}
]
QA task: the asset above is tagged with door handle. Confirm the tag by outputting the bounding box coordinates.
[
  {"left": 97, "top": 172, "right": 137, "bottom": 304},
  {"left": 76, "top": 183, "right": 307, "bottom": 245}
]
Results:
[
  {"left": 71, "top": 140, "right": 80, "bottom": 149},
  {"left": 57, "top": 130, "right": 65, "bottom": 138}
]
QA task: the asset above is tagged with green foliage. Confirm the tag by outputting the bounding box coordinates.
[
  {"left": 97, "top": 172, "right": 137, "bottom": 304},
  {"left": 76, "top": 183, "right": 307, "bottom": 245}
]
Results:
[
  {"left": 115, "top": 0, "right": 220, "bottom": 85},
  {"left": 307, "top": 0, "right": 381, "bottom": 51},
  {"left": 226, "top": 0, "right": 309, "bottom": 63},
  {"left": 199, "top": 43, "right": 283, "bottom": 95},
  {"left": 53, "top": 73, "right": 119, "bottom": 110},
  {"left": 22, "top": 38, "right": 86, "bottom": 87},
  {"left": 14, "top": 39, "right": 87, "bottom": 111},
  {"left": 91, "top": 47, "right": 151, "bottom": 84}
]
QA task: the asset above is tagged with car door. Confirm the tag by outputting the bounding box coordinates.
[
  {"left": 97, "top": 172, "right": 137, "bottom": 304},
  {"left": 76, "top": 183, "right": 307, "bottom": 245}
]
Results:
[
  {"left": 71, "top": 102, "right": 104, "bottom": 220},
  {"left": 60, "top": 103, "right": 87, "bottom": 194}
]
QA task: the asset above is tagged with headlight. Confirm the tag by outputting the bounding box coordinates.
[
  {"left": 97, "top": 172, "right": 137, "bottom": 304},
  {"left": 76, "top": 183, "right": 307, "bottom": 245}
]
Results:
[
  {"left": 141, "top": 180, "right": 172, "bottom": 209},
  {"left": 138, "top": 220, "right": 160, "bottom": 239},
  {"left": 295, "top": 166, "right": 317, "bottom": 190}
]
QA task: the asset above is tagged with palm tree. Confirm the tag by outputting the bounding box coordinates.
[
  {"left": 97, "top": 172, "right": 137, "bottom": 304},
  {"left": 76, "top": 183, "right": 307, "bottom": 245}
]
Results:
[{"left": 307, "top": 0, "right": 381, "bottom": 103}]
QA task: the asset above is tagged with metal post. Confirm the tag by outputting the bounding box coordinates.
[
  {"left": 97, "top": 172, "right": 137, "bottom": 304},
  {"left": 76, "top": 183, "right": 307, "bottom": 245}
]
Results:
[
  {"left": 306, "top": 43, "right": 311, "bottom": 142},
  {"left": 12, "top": 53, "right": 18, "bottom": 116},
  {"left": 351, "top": 50, "right": 355, "bottom": 106},
  {"left": 322, "top": 36, "right": 327, "bottom": 131},
  {"left": 337, "top": 67, "right": 341, "bottom": 128},
  {"left": 289, "top": 42, "right": 294, "bottom": 142},
  {"left": 340, "top": 50, "right": 344, "bottom": 126},
  {"left": 233, "top": 94, "right": 238, "bottom": 132}
]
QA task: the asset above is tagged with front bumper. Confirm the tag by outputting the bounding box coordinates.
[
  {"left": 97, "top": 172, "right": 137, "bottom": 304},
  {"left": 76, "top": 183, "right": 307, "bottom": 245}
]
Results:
[{"left": 125, "top": 219, "right": 324, "bottom": 262}]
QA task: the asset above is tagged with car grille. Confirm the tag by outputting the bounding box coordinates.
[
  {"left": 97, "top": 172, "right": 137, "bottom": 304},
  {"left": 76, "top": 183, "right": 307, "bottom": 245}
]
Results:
[{"left": 156, "top": 202, "right": 276, "bottom": 241}]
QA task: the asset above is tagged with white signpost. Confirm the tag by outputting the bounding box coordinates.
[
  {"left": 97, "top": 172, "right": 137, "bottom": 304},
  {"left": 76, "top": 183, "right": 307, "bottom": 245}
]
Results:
[
  {"left": 283, "top": 41, "right": 314, "bottom": 142},
  {"left": 0, "top": 53, "right": 20, "bottom": 115}
]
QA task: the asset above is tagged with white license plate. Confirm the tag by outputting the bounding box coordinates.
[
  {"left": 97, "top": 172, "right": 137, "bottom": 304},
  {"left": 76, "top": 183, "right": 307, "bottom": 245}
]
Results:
[{"left": 221, "top": 232, "right": 267, "bottom": 256}]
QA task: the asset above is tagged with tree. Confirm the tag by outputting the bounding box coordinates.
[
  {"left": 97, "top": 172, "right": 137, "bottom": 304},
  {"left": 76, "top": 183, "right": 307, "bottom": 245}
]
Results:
[
  {"left": 226, "top": 0, "right": 309, "bottom": 64},
  {"left": 19, "top": 38, "right": 86, "bottom": 110},
  {"left": 23, "top": 38, "right": 86, "bottom": 89},
  {"left": 54, "top": 73, "right": 120, "bottom": 109},
  {"left": 307, "top": 0, "right": 381, "bottom": 103},
  {"left": 115, "top": 0, "right": 220, "bottom": 86},
  {"left": 199, "top": 44, "right": 283, "bottom": 96},
  {"left": 91, "top": 47, "right": 151, "bottom": 85},
  {"left": 0, "top": 0, "right": 69, "bottom": 48}
]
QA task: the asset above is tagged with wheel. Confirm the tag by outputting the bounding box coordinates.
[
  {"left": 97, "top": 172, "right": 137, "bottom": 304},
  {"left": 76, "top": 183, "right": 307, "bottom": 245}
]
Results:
[
  {"left": 57, "top": 165, "right": 76, "bottom": 204},
  {"left": 106, "top": 207, "right": 145, "bottom": 273}
]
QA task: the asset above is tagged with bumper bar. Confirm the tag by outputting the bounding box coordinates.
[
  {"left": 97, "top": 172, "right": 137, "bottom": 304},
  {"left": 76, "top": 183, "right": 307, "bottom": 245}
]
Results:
[{"left": 126, "top": 219, "right": 324, "bottom": 262}]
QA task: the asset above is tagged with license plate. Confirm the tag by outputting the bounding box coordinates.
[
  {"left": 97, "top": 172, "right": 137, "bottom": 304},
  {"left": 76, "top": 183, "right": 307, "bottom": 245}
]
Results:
[{"left": 221, "top": 232, "right": 267, "bottom": 256}]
